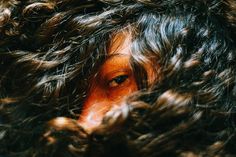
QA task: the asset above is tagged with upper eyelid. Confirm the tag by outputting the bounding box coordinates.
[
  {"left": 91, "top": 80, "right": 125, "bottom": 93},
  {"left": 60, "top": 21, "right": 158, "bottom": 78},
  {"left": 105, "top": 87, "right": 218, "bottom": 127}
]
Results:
[
  {"left": 107, "top": 75, "right": 129, "bottom": 88},
  {"left": 95, "top": 71, "right": 130, "bottom": 89},
  {"left": 98, "top": 53, "right": 132, "bottom": 78},
  {"left": 103, "top": 70, "right": 130, "bottom": 82},
  {"left": 93, "top": 65, "right": 132, "bottom": 86},
  {"left": 108, "top": 74, "right": 129, "bottom": 83}
]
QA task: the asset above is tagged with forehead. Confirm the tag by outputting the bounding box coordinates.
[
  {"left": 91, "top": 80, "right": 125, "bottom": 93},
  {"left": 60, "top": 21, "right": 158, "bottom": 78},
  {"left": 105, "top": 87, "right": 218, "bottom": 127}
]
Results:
[
  {"left": 108, "top": 31, "right": 132, "bottom": 55},
  {"left": 97, "top": 31, "right": 133, "bottom": 77}
]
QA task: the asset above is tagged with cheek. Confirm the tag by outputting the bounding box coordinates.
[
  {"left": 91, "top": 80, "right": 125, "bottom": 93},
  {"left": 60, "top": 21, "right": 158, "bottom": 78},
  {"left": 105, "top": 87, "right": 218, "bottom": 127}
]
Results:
[{"left": 77, "top": 76, "right": 137, "bottom": 132}]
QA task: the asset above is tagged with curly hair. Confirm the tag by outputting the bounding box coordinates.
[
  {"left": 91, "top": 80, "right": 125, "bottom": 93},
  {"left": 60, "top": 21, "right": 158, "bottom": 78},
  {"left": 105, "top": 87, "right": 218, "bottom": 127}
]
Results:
[{"left": 0, "top": 0, "right": 236, "bottom": 157}]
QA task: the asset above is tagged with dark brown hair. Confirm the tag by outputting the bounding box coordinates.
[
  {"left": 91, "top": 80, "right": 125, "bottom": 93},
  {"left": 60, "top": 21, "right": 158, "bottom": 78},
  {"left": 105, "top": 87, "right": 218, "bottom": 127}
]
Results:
[{"left": 0, "top": 0, "right": 236, "bottom": 156}]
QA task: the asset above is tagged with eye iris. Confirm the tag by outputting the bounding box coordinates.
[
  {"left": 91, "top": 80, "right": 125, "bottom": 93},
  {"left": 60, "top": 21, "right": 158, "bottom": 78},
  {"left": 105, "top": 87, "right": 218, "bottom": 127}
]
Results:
[
  {"left": 114, "top": 75, "right": 128, "bottom": 84},
  {"left": 108, "top": 75, "right": 128, "bottom": 87}
]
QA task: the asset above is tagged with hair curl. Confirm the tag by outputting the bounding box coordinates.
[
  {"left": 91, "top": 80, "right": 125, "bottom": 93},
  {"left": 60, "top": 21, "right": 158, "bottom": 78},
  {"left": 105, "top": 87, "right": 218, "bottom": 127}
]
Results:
[{"left": 0, "top": 0, "right": 236, "bottom": 157}]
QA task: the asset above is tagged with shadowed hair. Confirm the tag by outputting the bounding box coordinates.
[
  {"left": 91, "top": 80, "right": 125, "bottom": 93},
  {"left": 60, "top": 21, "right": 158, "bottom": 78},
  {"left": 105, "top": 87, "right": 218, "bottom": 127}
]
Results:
[{"left": 0, "top": 0, "right": 236, "bottom": 157}]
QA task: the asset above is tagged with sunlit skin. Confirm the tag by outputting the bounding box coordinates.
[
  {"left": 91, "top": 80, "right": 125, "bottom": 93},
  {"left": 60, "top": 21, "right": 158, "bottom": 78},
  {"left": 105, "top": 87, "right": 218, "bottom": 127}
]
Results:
[{"left": 78, "top": 31, "right": 155, "bottom": 132}]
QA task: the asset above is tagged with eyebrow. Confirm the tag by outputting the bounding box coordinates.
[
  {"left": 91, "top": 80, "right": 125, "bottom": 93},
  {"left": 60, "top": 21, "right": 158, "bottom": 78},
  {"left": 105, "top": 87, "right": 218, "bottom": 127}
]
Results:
[{"left": 105, "top": 53, "right": 130, "bottom": 62}]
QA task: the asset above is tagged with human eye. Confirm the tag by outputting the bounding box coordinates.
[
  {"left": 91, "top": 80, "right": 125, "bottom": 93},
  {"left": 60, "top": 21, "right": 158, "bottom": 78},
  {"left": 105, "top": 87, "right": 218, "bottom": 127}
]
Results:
[{"left": 107, "top": 74, "right": 129, "bottom": 88}]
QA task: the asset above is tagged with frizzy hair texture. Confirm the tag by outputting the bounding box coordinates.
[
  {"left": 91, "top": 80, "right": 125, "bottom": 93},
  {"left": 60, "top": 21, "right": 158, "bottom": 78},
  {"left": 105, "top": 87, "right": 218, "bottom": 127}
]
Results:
[{"left": 0, "top": 0, "right": 236, "bottom": 157}]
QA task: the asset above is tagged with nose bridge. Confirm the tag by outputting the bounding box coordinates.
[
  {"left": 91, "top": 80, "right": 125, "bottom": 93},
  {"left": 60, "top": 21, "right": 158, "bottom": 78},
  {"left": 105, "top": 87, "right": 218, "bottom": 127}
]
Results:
[
  {"left": 78, "top": 84, "right": 110, "bottom": 132},
  {"left": 83, "top": 84, "right": 107, "bottom": 111}
]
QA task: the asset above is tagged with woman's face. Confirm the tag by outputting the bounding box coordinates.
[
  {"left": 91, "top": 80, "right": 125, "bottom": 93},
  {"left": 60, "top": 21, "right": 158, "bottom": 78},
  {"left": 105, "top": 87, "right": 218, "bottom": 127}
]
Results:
[{"left": 78, "top": 31, "right": 155, "bottom": 132}]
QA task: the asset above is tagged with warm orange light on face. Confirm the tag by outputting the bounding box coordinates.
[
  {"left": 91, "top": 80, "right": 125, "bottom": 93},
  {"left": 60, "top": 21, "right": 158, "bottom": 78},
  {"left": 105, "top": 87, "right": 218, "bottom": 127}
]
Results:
[
  {"left": 77, "top": 30, "right": 158, "bottom": 133},
  {"left": 77, "top": 31, "right": 138, "bottom": 132}
]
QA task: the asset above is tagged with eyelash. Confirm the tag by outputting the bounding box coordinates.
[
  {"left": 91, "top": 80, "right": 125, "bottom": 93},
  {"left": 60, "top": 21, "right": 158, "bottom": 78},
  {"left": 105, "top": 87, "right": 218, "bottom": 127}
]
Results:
[{"left": 107, "top": 75, "right": 129, "bottom": 88}]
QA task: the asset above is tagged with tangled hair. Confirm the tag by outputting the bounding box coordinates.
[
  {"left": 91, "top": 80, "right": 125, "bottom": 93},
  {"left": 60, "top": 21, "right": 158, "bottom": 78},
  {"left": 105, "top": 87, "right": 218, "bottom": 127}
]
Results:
[{"left": 0, "top": 0, "right": 236, "bottom": 156}]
